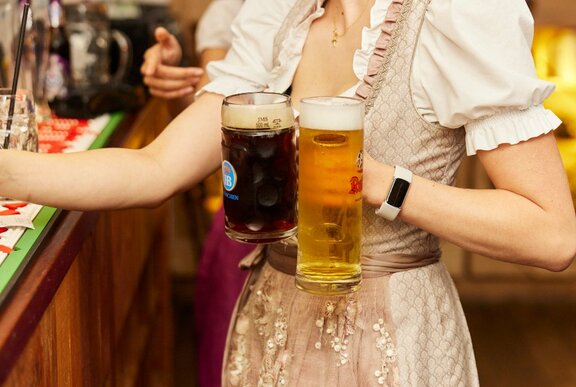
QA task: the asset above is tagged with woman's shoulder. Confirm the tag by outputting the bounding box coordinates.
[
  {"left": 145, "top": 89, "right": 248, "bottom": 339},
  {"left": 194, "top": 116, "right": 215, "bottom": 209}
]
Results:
[{"left": 412, "top": 0, "right": 558, "bottom": 149}]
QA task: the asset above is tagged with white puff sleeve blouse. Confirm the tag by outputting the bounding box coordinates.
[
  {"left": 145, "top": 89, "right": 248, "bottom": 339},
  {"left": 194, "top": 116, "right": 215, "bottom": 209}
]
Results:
[{"left": 201, "top": 0, "right": 561, "bottom": 155}]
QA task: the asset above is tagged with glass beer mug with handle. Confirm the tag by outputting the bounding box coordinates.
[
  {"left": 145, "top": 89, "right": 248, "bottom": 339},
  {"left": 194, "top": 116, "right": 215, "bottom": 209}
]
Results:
[
  {"left": 296, "top": 96, "right": 364, "bottom": 295},
  {"left": 65, "top": 1, "right": 131, "bottom": 91},
  {"left": 221, "top": 92, "right": 297, "bottom": 244}
]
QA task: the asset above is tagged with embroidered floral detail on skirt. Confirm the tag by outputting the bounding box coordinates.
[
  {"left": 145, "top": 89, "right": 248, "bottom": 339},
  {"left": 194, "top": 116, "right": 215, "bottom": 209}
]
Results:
[
  {"left": 227, "top": 269, "right": 292, "bottom": 387},
  {"left": 373, "top": 318, "right": 397, "bottom": 385},
  {"left": 314, "top": 294, "right": 359, "bottom": 367},
  {"left": 228, "top": 315, "right": 250, "bottom": 386},
  {"left": 224, "top": 260, "right": 478, "bottom": 386}
]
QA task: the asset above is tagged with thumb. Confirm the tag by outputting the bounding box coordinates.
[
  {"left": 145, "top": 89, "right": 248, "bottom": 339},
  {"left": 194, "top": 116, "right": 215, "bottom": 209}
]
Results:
[{"left": 154, "top": 27, "right": 173, "bottom": 48}]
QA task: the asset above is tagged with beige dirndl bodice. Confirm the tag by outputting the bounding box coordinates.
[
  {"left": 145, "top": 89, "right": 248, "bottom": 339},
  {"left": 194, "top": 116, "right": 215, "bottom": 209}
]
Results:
[{"left": 222, "top": 0, "right": 479, "bottom": 385}]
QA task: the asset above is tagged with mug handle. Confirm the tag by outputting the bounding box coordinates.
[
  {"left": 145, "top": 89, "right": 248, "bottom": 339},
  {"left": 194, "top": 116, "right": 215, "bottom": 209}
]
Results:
[{"left": 110, "top": 29, "right": 132, "bottom": 84}]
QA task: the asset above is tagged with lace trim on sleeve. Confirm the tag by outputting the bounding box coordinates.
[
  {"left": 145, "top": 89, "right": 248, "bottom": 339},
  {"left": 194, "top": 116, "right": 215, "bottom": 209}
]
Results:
[{"left": 464, "top": 105, "right": 562, "bottom": 156}]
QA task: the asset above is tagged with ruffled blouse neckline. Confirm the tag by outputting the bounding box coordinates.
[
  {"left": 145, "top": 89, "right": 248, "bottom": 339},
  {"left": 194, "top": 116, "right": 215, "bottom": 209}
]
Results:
[
  {"left": 267, "top": 0, "right": 398, "bottom": 98},
  {"left": 354, "top": 0, "right": 404, "bottom": 100},
  {"left": 315, "top": 0, "right": 399, "bottom": 99}
]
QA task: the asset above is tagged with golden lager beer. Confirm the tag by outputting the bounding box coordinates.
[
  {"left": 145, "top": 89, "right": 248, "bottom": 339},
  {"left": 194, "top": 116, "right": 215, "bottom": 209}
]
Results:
[
  {"left": 221, "top": 92, "right": 297, "bottom": 243},
  {"left": 296, "top": 96, "right": 364, "bottom": 295}
]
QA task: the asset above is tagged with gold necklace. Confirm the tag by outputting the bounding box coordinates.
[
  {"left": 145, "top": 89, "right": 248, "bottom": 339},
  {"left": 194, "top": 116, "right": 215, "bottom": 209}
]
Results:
[{"left": 330, "top": 0, "right": 371, "bottom": 47}]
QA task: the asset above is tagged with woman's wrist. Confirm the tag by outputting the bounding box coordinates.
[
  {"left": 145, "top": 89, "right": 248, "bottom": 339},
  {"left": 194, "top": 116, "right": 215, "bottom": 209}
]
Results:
[
  {"left": 374, "top": 166, "right": 413, "bottom": 221},
  {"left": 362, "top": 156, "right": 394, "bottom": 208}
]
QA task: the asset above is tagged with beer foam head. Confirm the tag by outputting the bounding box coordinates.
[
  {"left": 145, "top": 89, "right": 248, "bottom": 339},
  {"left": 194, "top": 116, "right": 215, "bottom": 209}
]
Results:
[
  {"left": 222, "top": 92, "right": 294, "bottom": 130},
  {"left": 299, "top": 97, "right": 364, "bottom": 131}
]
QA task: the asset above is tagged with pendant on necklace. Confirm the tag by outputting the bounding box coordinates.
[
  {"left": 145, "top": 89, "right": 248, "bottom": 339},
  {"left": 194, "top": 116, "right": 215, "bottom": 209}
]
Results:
[{"left": 332, "top": 27, "right": 339, "bottom": 47}]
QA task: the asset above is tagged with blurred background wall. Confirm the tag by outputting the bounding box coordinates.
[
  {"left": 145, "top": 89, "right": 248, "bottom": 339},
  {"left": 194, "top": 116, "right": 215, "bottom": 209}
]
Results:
[{"left": 532, "top": 0, "right": 576, "bottom": 27}]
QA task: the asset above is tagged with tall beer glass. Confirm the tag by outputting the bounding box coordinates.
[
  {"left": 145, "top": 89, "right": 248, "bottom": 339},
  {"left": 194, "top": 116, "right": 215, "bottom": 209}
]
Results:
[
  {"left": 221, "top": 92, "right": 297, "bottom": 243},
  {"left": 296, "top": 96, "right": 364, "bottom": 295}
]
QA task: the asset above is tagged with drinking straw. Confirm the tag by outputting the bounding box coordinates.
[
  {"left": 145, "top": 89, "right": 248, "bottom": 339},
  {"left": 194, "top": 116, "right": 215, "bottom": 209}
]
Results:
[{"left": 3, "top": 1, "right": 30, "bottom": 149}]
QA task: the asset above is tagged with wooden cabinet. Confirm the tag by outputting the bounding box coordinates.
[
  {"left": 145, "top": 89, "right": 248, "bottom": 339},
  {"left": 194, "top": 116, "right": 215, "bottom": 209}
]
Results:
[{"left": 0, "top": 99, "right": 174, "bottom": 386}]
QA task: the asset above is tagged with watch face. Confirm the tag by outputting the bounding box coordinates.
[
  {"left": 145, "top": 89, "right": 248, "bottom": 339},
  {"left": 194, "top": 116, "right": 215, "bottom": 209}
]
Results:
[{"left": 387, "top": 178, "right": 410, "bottom": 208}]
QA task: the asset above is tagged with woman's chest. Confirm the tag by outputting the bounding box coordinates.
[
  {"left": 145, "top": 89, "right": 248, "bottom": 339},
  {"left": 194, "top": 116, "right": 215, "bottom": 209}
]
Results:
[{"left": 289, "top": 11, "right": 366, "bottom": 107}]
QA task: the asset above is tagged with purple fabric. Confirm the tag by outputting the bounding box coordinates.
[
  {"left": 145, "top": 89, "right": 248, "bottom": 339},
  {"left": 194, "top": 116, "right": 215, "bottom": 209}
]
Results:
[{"left": 193, "top": 206, "right": 253, "bottom": 387}]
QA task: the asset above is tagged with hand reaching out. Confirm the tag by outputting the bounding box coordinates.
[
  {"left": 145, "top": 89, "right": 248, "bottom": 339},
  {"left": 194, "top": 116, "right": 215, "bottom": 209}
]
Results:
[{"left": 140, "top": 27, "right": 204, "bottom": 100}]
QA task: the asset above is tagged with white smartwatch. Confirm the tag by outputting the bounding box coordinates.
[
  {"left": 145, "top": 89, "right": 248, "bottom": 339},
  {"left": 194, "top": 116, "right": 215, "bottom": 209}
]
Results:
[{"left": 375, "top": 165, "right": 413, "bottom": 221}]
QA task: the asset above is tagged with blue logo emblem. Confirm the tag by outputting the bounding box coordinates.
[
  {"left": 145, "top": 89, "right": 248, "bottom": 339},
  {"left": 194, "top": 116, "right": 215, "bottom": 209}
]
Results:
[{"left": 222, "top": 160, "right": 237, "bottom": 191}]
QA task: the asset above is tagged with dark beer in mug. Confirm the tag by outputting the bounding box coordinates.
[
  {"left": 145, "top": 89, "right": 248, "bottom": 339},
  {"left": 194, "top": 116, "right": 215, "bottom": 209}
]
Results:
[{"left": 221, "top": 92, "right": 297, "bottom": 243}]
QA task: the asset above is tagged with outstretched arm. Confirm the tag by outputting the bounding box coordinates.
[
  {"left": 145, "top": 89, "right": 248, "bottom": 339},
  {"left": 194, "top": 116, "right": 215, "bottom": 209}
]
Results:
[
  {"left": 0, "top": 92, "right": 224, "bottom": 211},
  {"left": 0, "top": 0, "right": 287, "bottom": 211}
]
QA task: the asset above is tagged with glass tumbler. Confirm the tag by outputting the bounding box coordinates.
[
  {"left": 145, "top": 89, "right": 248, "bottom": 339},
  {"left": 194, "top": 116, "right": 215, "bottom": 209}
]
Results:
[
  {"left": 0, "top": 88, "right": 39, "bottom": 151},
  {"left": 296, "top": 96, "right": 364, "bottom": 295}
]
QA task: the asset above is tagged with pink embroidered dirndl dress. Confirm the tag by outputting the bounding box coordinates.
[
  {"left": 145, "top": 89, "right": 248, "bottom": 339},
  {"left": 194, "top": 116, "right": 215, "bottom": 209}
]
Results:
[{"left": 221, "top": 0, "right": 480, "bottom": 385}]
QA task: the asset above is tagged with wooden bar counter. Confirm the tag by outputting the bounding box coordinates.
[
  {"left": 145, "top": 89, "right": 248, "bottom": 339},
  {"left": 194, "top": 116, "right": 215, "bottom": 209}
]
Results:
[{"left": 0, "top": 99, "right": 174, "bottom": 386}]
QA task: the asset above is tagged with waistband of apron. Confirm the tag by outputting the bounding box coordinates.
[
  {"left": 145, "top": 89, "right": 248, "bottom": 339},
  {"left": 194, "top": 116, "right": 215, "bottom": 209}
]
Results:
[{"left": 239, "top": 242, "right": 440, "bottom": 278}]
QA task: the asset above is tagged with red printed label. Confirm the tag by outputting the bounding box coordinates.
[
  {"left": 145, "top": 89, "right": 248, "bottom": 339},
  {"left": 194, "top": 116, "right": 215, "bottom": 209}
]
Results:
[{"left": 349, "top": 176, "right": 362, "bottom": 194}]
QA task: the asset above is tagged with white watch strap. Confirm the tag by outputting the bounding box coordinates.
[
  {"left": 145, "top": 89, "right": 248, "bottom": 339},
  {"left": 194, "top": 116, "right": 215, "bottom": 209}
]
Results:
[{"left": 375, "top": 166, "right": 413, "bottom": 221}]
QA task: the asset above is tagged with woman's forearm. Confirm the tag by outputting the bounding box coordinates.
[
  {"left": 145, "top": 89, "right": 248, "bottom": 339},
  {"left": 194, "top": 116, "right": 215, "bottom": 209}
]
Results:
[
  {"left": 363, "top": 133, "right": 576, "bottom": 271},
  {"left": 0, "top": 93, "right": 224, "bottom": 211},
  {"left": 0, "top": 148, "right": 174, "bottom": 210},
  {"left": 402, "top": 178, "right": 575, "bottom": 271}
]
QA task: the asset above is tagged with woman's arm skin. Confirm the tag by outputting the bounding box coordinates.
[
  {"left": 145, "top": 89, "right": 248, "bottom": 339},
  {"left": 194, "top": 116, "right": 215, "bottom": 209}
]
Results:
[
  {"left": 363, "top": 132, "right": 576, "bottom": 272},
  {"left": 0, "top": 92, "right": 224, "bottom": 211}
]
